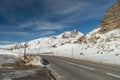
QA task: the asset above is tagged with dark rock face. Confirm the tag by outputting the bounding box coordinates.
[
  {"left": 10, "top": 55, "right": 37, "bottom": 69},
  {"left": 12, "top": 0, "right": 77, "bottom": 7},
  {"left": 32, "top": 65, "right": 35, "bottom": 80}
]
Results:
[{"left": 99, "top": 0, "right": 120, "bottom": 33}]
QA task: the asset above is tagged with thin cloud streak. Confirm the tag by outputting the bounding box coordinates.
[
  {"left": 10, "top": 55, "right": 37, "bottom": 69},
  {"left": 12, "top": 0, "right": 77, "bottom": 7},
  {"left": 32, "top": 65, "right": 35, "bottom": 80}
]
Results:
[
  {"left": 36, "top": 31, "right": 55, "bottom": 37},
  {"left": 35, "top": 22, "right": 67, "bottom": 30},
  {"left": 0, "top": 30, "right": 56, "bottom": 38},
  {"left": 0, "top": 41, "right": 14, "bottom": 44},
  {"left": 18, "top": 21, "right": 68, "bottom": 30},
  {"left": 0, "top": 31, "right": 30, "bottom": 36}
]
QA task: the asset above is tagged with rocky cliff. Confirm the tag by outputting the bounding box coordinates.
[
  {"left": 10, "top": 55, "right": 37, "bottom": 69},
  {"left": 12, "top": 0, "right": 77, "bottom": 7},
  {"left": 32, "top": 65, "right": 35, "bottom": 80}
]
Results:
[{"left": 99, "top": 0, "right": 120, "bottom": 33}]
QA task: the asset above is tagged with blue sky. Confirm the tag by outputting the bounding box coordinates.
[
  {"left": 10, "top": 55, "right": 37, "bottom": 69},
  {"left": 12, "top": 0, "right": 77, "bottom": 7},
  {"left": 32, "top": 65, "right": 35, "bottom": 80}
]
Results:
[{"left": 0, "top": 0, "right": 116, "bottom": 45}]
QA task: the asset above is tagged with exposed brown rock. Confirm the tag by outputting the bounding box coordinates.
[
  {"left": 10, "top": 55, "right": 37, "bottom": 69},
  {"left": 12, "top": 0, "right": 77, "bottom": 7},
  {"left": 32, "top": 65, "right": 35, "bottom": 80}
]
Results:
[
  {"left": 62, "top": 30, "right": 79, "bottom": 38},
  {"left": 77, "top": 35, "right": 86, "bottom": 43},
  {"left": 99, "top": 0, "right": 120, "bottom": 33}
]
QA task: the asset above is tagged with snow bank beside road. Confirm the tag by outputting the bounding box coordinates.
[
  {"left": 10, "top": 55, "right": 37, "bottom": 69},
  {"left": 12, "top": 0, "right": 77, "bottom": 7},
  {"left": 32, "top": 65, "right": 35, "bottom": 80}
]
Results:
[{"left": 0, "top": 52, "right": 44, "bottom": 66}]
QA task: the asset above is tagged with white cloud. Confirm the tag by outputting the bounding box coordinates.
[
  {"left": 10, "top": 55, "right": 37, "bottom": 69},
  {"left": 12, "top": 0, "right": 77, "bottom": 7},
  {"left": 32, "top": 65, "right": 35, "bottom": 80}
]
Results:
[
  {"left": 0, "top": 41, "right": 14, "bottom": 44},
  {"left": 57, "top": 2, "right": 90, "bottom": 15},
  {"left": 18, "top": 21, "right": 68, "bottom": 31},
  {"left": 57, "top": 1, "right": 115, "bottom": 24},
  {"left": 0, "top": 29, "right": 56, "bottom": 38},
  {"left": 35, "top": 22, "right": 67, "bottom": 30},
  {"left": 0, "top": 31, "right": 30, "bottom": 36},
  {"left": 36, "top": 31, "right": 55, "bottom": 37}
]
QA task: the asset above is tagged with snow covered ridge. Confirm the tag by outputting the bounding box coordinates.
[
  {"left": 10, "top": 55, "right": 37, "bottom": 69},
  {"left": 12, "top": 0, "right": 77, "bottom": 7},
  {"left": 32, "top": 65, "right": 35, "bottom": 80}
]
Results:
[{"left": 0, "top": 30, "right": 83, "bottom": 50}]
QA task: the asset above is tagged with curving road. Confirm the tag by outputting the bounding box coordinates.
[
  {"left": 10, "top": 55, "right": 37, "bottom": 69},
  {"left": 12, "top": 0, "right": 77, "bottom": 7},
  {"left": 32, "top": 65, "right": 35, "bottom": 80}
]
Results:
[{"left": 41, "top": 55, "right": 120, "bottom": 80}]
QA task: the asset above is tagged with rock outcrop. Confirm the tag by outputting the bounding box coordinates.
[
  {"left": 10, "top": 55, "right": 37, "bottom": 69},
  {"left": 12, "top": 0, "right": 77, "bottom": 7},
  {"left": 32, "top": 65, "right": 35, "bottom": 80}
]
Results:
[{"left": 99, "top": 0, "right": 120, "bottom": 33}]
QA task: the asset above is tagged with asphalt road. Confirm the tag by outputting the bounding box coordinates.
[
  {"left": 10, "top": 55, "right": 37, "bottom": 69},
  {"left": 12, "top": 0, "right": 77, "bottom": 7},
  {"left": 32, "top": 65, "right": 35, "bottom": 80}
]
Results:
[{"left": 41, "top": 55, "right": 120, "bottom": 80}]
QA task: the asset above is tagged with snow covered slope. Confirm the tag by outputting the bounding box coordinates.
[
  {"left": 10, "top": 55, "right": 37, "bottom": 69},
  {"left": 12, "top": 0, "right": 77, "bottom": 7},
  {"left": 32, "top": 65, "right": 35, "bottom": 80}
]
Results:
[
  {"left": 55, "top": 28, "right": 120, "bottom": 63},
  {"left": 0, "top": 30, "right": 83, "bottom": 53}
]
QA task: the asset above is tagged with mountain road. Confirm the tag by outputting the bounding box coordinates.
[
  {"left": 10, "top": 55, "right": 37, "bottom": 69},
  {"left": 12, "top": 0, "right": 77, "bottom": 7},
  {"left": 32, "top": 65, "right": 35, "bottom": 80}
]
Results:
[{"left": 41, "top": 55, "right": 120, "bottom": 80}]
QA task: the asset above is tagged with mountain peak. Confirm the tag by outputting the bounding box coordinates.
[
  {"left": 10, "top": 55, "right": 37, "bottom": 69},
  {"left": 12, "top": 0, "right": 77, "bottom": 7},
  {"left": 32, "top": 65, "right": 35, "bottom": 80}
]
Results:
[
  {"left": 60, "top": 30, "right": 83, "bottom": 39},
  {"left": 71, "top": 29, "right": 78, "bottom": 34}
]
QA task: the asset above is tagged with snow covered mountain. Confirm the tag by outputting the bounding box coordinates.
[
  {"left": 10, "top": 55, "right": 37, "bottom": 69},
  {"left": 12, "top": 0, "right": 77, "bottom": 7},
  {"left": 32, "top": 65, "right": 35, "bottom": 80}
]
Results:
[
  {"left": 0, "top": 30, "right": 83, "bottom": 53},
  {"left": 0, "top": 0, "right": 120, "bottom": 64}
]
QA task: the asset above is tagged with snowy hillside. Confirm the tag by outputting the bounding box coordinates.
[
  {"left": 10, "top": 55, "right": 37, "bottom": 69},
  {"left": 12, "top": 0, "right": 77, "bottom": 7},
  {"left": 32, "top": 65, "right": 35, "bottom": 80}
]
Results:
[
  {"left": 0, "top": 30, "right": 83, "bottom": 53},
  {"left": 52, "top": 28, "right": 120, "bottom": 64}
]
